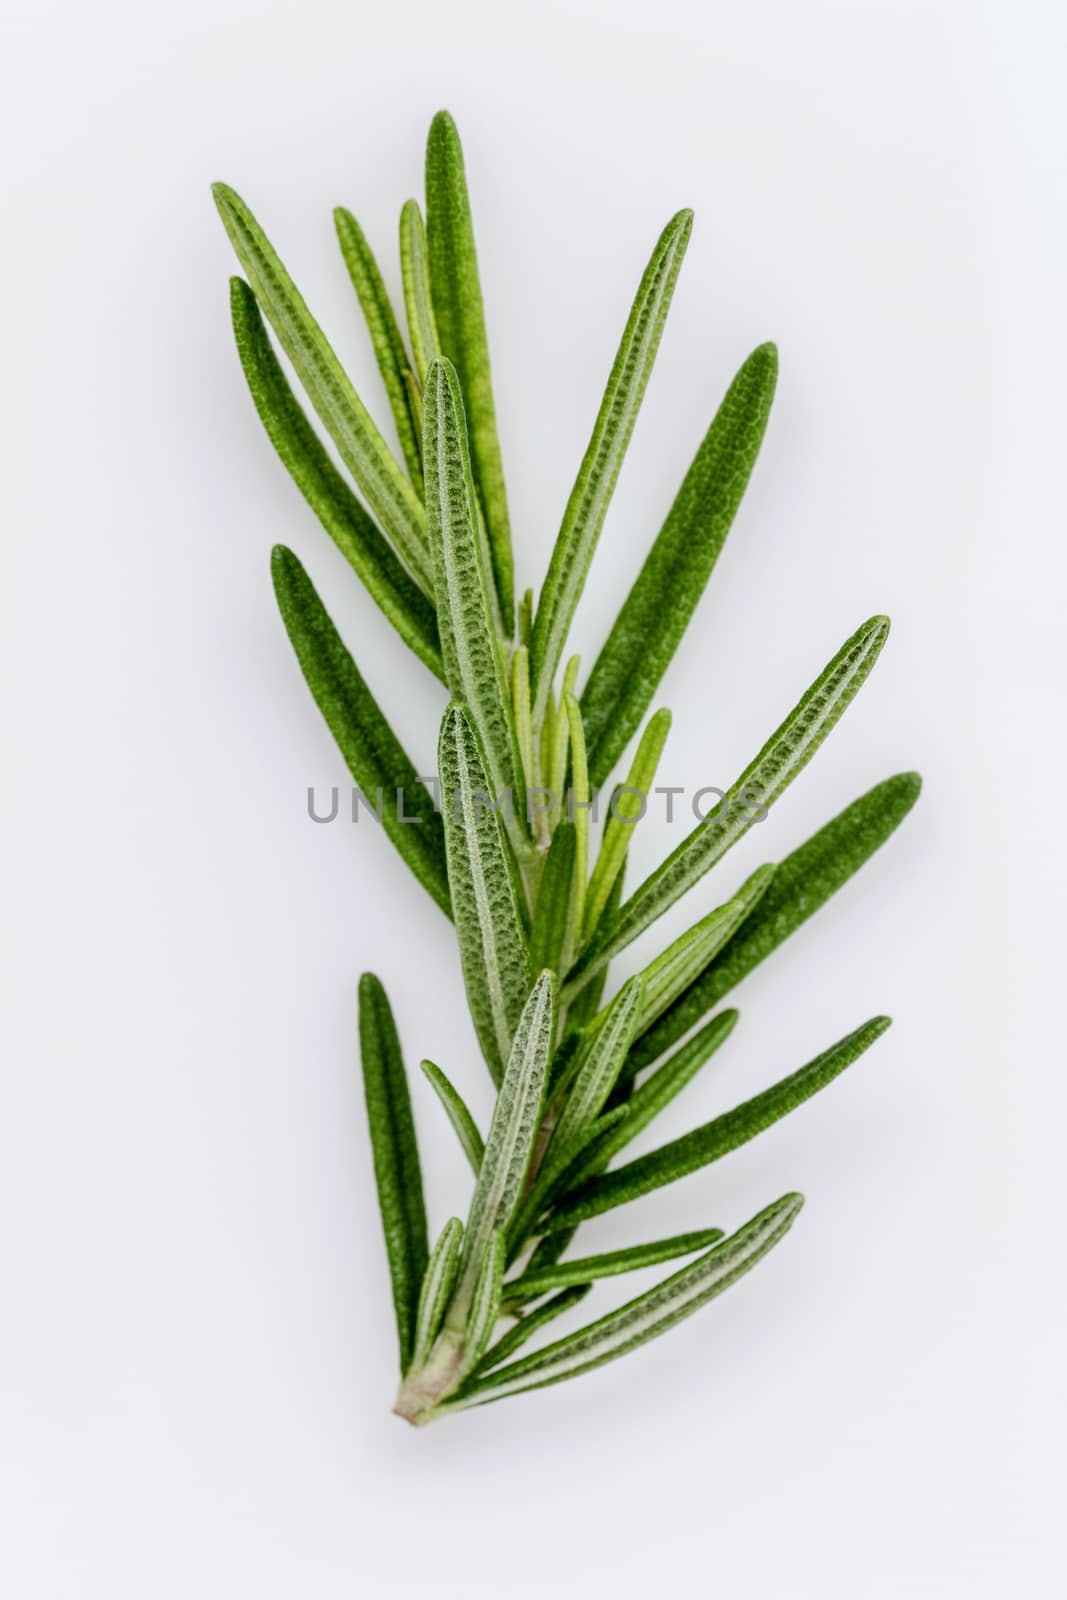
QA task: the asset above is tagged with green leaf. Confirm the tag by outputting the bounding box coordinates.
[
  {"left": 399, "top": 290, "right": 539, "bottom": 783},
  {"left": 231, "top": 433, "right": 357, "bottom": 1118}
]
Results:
[
  {"left": 358, "top": 973, "right": 429, "bottom": 1372},
  {"left": 449, "top": 1193, "right": 803, "bottom": 1409},
  {"left": 424, "top": 359, "right": 524, "bottom": 841},
  {"left": 562, "top": 691, "right": 590, "bottom": 963},
  {"left": 547, "top": 1017, "right": 891, "bottom": 1232},
  {"left": 511, "top": 644, "right": 534, "bottom": 803},
  {"left": 448, "top": 973, "right": 555, "bottom": 1320},
  {"left": 411, "top": 1217, "right": 464, "bottom": 1371},
  {"left": 583, "top": 708, "right": 671, "bottom": 940},
  {"left": 547, "top": 975, "right": 644, "bottom": 1161},
  {"left": 529, "top": 822, "right": 576, "bottom": 977},
  {"left": 334, "top": 207, "right": 423, "bottom": 489},
  {"left": 272, "top": 547, "right": 450, "bottom": 915},
  {"left": 399, "top": 198, "right": 441, "bottom": 385},
  {"left": 229, "top": 280, "right": 443, "bottom": 680},
  {"left": 425, "top": 111, "right": 514, "bottom": 628},
  {"left": 438, "top": 704, "right": 532, "bottom": 1083},
  {"left": 472, "top": 1285, "right": 591, "bottom": 1376},
  {"left": 621, "top": 863, "right": 775, "bottom": 1030},
  {"left": 504, "top": 1226, "right": 724, "bottom": 1304},
  {"left": 567, "top": 856, "right": 625, "bottom": 1031},
  {"left": 573, "top": 614, "right": 891, "bottom": 982},
  {"left": 580, "top": 344, "right": 779, "bottom": 786},
  {"left": 530, "top": 211, "right": 693, "bottom": 715},
  {"left": 455, "top": 1231, "right": 506, "bottom": 1384},
  {"left": 630, "top": 772, "right": 923, "bottom": 1073},
  {"left": 575, "top": 1009, "right": 740, "bottom": 1179},
  {"left": 420, "top": 1061, "right": 485, "bottom": 1175},
  {"left": 506, "top": 1103, "right": 631, "bottom": 1257},
  {"left": 213, "top": 184, "right": 431, "bottom": 590}
]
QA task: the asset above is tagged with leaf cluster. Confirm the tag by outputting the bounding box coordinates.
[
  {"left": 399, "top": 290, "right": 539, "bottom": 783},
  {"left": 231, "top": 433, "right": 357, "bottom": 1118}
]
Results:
[{"left": 214, "top": 111, "right": 920, "bottom": 1424}]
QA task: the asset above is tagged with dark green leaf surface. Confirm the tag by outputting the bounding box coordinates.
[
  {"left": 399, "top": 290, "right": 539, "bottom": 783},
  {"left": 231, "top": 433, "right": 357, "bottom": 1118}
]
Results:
[
  {"left": 272, "top": 547, "right": 450, "bottom": 915},
  {"left": 213, "top": 184, "right": 430, "bottom": 588},
  {"left": 529, "top": 822, "right": 576, "bottom": 976},
  {"left": 439, "top": 704, "right": 532, "bottom": 1083},
  {"left": 580, "top": 343, "right": 778, "bottom": 786},
  {"left": 631, "top": 772, "right": 922, "bottom": 1072},
  {"left": 358, "top": 973, "right": 429, "bottom": 1372},
  {"left": 530, "top": 211, "right": 693, "bottom": 714},
  {"left": 334, "top": 207, "right": 423, "bottom": 489},
  {"left": 574, "top": 615, "right": 891, "bottom": 978},
  {"left": 504, "top": 1226, "right": 724, "bottom": 1303},
  {"left": 229, "top": 280, "right": 443, "bottom": 679},
  {"left": 425, "top": 111, "right": 514, "bottom": 627},
  {"left": 451, "top": 1194, "right": 803, "bottom": 1409},
  {"left": 548, "top": 1016, "right": 891, "bottom": 1231}
]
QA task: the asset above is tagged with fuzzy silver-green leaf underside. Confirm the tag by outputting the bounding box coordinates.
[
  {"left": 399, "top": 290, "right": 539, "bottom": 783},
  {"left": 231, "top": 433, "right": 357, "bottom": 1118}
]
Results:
[
  {"left": 212, "top": 184, "right": 430, "bottom": 590},
  {"left": 400, "top": 198, "right": 441, "bottom": 384},
  {"left": 450, "top": 1193, "right": 802, "bottom": 1408},
  {"left": 411, "top": 1217, "right": 463, "bottom": 1370},
  {"left": 334, "top": 206, "right": 423, "bottom": 489},
  {"left": 229, "top": 279, "right": 443, "bottom": 680},
  {"left": 439, "top": 704, "right": 531, "bottom": 1083},
  {"left": 451, "top": 972, "right": 555, "bottom": 1315},
  {"left": 472, "top": 1285, "right": 591, "bottom": 1376},
  {"left": 574, "top": 614, "right": 890, "bottom": 981},
  {"left": 424, "top": 359, "right": 523, "bottom": 832},
  {"left": 530, "top": 210, "right": 693, "bottom": 716}
]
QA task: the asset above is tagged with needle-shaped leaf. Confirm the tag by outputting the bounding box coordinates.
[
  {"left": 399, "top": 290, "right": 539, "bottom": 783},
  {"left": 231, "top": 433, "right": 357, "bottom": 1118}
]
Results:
[
  {"left": 578, "top": 1010, "right": 740, "bottom": 1182},
  {"left": 621, "top": 863, "right": 775, "bottom": 1031},
  {"left": 272, "top": 547, "right": 450, "bottom": 915},
  {"left": 399, "top": 198, "right": 440, "bottom": 385},
  {"left": 449, "top": 1193, "right": 803, "bottom": 1409},
  {"left": 334, "top": 207, "right": 423, "bottom": 489},
  {"left": 548, "top": 1017, "right": 891, "bottom": 1232},
  {"left": 424, "top": 359, "right": 524, "bottom": 836},
  {"left": 562, "top": 692, "right": 590, "bottom": 962},
  {"left": 455, "top": 1231, "right": 506, "bottom": 1384},
  {"left": 213, "top": 184, "right": 431, "bottom": 589},
  {"left": 507, "top": 1103, "right": 631, "bottom": 1257},
  {"left": 567, "top": 856, "right": 625, "bottom": 1031},
  {"left": 511, "top": 644, "right": 534, "bottom": 802},
  {"left": 504, "top": 1226, "right": 724, "bottom": 1304},
  {"left": 229, "top": 281, "right": 443, "bottom": 680},
  {"left": 548, "top": 976, "right": 644, "bottom": 1159},
  {"left": 530, "top": 211, "right": 693, "bottom": 714},
  {"left": 420, "top": 1061, "right": 485, "bottom": 1175},
  {"left": 411, "top": 1217, "right": 464, "bottom": 1371},
  {"left": 449, "top": 973, "right": 555, "bottom": 1318},
  {"left": 529, "top": 822, "right": 576, "bottom": 977},
  {"left": 580, "top": 344, "right": 779, "bottom": 786},
  {"left": 439, "top": 704, "right": 532, "bottom": 1083},
  {"left": 472, "top": 1285, "right": 591, "bottom": 1376},
  {"left": 425, "top": 111, "right": 515, "bottom": 628},
  {"left": 572, "top": 615, "right": 891, "bottom": 985},
  {"left": 584, "top": 709, "right": 671, "bottom": 940},
  {"left": 358, "top": 973, "right": 429, "bottom": 1372},
  {"left": 630, "top": 772, "right": 923, "bottom": 1073}
]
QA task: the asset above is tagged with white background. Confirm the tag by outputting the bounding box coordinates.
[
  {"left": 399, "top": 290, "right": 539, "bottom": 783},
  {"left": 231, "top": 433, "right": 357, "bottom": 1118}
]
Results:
[{"left": 2, "top": 1, "right": 1063, "bottom": 1593}]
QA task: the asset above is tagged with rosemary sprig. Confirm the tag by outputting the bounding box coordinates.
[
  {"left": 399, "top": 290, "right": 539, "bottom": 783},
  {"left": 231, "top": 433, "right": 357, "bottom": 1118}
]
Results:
[{"left": 215, "top": 110, "right": 920, "bottom": 1426}]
